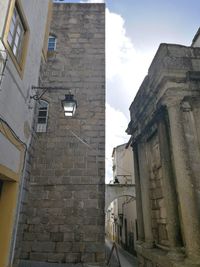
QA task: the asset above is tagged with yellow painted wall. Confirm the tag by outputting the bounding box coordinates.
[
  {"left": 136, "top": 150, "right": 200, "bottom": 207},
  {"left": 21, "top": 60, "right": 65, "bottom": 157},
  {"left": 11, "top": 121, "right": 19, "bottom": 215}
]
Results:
[
  {"left": 0, "top": 120, "right": 25, "bottom": 267},
  {"left": 0, "top": 181, "right": 18, "bottom": 267},
  {"left": 0, "top": 1, "right": 52, "bottom": 265}
]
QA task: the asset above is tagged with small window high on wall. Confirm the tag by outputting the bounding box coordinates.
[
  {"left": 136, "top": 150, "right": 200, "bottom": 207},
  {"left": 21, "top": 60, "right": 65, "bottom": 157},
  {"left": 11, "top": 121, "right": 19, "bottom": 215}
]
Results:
[
  {"left": 36, "top": 100, "right": 48, "bottom": 132},
  {"left": 48, "top": 35, "right": 56, "bottom": 51}
]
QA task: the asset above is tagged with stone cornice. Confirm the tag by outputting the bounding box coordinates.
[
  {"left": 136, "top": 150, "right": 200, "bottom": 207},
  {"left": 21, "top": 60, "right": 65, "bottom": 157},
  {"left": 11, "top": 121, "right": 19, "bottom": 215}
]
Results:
[{"left": 127, "top": 43, "right": 200, "bottom": 141}]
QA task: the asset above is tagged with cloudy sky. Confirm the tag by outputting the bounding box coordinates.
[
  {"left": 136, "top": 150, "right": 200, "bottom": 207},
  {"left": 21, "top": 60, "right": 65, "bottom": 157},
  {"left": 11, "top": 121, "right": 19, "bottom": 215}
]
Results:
[{"left": 54, "top": 0, "right": 200, "bottom": 183}]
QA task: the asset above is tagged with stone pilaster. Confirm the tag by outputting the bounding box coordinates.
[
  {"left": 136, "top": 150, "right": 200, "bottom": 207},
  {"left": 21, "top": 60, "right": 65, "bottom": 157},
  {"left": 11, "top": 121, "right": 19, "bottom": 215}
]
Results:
[
  {"left": 133, "top": 145, "right": 145, "bottom": 243},
  {"left": 138, "top": 142, "right": 154, "bottom": 247},
  {"left": 181, "top": 100, "right": 200, "bottom": 210},
  {"left": 157, "top": 113, "right": 185, "bottom": 261},
  {"left": 167, "top": 102, "right": 200, "bottom": 259}
]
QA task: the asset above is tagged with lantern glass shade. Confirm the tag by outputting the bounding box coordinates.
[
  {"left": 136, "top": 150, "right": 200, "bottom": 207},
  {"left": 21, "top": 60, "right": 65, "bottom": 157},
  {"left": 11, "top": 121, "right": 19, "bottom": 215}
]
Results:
[
  {"left": 114, "top": 176, "right": 120, "bottom": 184},
  {"left": 61, "top": 94, "right": 77, "bottom": 117}
]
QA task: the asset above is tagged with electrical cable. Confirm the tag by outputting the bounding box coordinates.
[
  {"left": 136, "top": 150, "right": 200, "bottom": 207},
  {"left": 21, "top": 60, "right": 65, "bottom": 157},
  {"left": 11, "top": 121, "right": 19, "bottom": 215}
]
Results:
[
  {"left": 68, "top": 128, "right": 95, "bottom": 150},
  {"left": 0, "top": 116, "right": 27, "bottom": 265},
  {"left": 0, "top": 116, "right": 131, "bottom": 184},
  {"left": 0, "top": 117, "right": 27, "bottom": 182},
  {"left": 68, "top": 128, "right": 133, "bottom": 179},
  {"left": 0, "top": 117, "right": 27, "bottom": 149},
  {"left": 35, "top": 126, "right": 132, "bottom": 182}
]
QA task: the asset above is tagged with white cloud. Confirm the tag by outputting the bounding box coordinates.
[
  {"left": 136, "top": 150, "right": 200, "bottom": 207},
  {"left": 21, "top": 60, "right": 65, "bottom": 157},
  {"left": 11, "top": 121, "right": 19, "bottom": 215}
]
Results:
[
  {"left": 105, "top": 8, "right": 153, "bottom": 182},
  {"left": 106, "top": 8, "right": 153, "bottom": 118}
]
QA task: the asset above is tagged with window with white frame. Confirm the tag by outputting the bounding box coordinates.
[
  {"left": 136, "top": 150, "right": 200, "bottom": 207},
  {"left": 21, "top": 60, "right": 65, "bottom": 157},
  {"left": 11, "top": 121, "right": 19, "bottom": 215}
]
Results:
[
  {"left": 7, "top": 6, "right": 25, "bottom": 63},
  {"left": 36, "top": 100, "right": 48, "bottom": 133},
  {"left": 48, "top": 35, "right": 57, "bottom": 51}
]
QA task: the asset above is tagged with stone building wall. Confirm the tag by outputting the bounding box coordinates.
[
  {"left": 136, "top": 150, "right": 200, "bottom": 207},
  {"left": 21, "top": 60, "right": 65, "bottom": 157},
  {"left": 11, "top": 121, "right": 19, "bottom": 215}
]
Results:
[
  {"left": 147, "top": 133, "right": 168, "bottom": 247},
  {"left": 16, "top": 3, "right": 105, "bottom": 265},
  {"left": 127, "top": 44, "right": 200, "bottom": 267},
  {"left": 109, "top": 144, "right": 137, "bottom": 254}
]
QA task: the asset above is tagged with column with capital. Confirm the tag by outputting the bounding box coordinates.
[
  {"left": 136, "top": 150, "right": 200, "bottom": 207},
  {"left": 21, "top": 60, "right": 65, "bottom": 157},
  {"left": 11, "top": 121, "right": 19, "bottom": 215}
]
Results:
[
  {"left": 167, "top": 101, "right": 200, "bottom": 260},
  {"left": 133, "top": 144, "right": 145, "bottom": 243},
  {"left": 137, "top": 142, "right": 154, "bottom": 248},
  {"left": 157, "top": 110, "right": 184, "bottom": 259},
  {"left": 180, "top": 100, "right": 200, "bottom": 209}
]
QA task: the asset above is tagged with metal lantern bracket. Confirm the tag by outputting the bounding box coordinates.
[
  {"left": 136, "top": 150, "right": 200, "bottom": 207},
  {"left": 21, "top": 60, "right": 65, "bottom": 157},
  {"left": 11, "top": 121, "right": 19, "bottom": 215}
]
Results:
[
  {"left": 31, "top": 86, "right": 77, "bottom": 101},
  {"left": 31, "top": 86, "right": 73, "bottom": 100},
  {"left": 31, "top": 86, "right": 49, "bottom": 100},
  {"left": 31, "top": 86, "right": 77, "bottom": 117}
]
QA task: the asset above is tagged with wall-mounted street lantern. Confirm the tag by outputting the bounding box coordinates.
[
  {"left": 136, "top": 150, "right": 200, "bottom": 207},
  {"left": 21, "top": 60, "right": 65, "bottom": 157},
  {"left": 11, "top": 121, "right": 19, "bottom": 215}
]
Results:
[
  {"left": 61, "top": 94, "right": 77, "bottom": 117},
  {"left": 31, "top": 86, "right": 77, "bottom": 117},
  {"left": 113, "top": 176, "right": 120, "bottom": 184}
]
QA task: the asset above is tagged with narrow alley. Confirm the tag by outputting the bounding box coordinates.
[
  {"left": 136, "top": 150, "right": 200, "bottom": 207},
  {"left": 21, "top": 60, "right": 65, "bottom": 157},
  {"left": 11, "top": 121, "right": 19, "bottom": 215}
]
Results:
[{"left": 105, "top": 239, "right": 138, "bottom": 267}]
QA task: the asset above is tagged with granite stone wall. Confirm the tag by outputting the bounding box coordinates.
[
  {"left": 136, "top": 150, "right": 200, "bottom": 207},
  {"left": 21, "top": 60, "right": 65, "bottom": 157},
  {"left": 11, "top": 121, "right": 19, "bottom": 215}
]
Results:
[{"left": 16, "top": 3, "right": 105, "bottom": 265}]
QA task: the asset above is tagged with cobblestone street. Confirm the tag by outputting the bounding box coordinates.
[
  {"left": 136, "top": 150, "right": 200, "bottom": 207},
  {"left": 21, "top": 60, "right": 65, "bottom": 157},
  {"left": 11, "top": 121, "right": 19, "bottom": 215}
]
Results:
[
  {"left": 19, "top": 260, "right": 104, "bottom": 267},
  {"left": 18, "top": 239, "right": 138, "bottom": 267},
  {"left": 105, "top": 239, "right": 138, "bottom": 267}
]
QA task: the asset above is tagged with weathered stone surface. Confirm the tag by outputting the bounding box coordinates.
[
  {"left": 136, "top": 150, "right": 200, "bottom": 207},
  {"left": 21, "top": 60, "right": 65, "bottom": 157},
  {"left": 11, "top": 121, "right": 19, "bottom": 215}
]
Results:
[
  {"left": 16, "top": 3, "right": 105, "bottom": 265},
  {"left": 128, "top": 43, "right": 200, "bottom": 266},
  {"left": 32, "top": 242, "right": 56, "bottom": 253}
]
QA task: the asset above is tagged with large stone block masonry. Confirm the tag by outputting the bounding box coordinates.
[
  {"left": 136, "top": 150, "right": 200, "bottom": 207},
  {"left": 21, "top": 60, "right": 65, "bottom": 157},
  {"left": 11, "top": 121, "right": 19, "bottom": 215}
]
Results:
[
  {"left": 128, "top": 44, "right": 200, "bottom": 266},
  {"left": 15, "top": 3, "right": 105, "bottom": 265}
]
